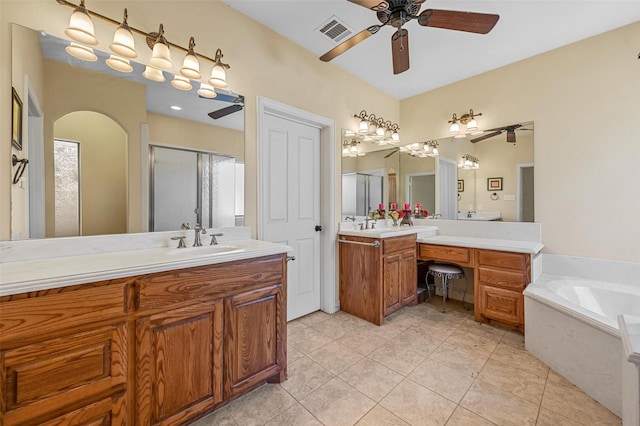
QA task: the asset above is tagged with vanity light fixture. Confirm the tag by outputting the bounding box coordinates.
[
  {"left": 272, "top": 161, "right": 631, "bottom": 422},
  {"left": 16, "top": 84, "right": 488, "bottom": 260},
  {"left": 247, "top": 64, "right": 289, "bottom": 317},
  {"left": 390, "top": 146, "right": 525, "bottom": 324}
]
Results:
[
  {"left": 342, "top": 139, "right": 365, "bottom": 157},
  {"left": 150, "top": 24, "right": 173, "bottom": 70},
  {"left": 448, "top": 109, "right": 483, "bottom": 137},
  {"left": 142, "top": 65, "right": 165, "bottom": 82},
  {"left": 105, "top": 54, "right": 133, "bottom": 73},
  {"left": 180, "top": 37, "right": 201, "bottom": 79},
  {"left": 197, "top": 82, "right": 218, "bottom": 99},
  {"left": 459, "top": 154, "right": 480, "bottom": 169},
  {"left": 58, "top": 0, "right": 235, "bottom": 95},
  {"left": 352, "top": 110, "right": 400, "bottom": 143},
  {"left": 65, "top": 41, "right": 97, "bottom": 61},
  {"left": 171, "top": 75, "right": 192, "bottom": 91},
  {"left": 109, "top": 9, "right": 137, "bottom": 59},
  {"left": 404, "top": 140, "right": 438, "bottom": 157},
  {"left": 64, "top": 0, "right": 98, "bottom": 46}
]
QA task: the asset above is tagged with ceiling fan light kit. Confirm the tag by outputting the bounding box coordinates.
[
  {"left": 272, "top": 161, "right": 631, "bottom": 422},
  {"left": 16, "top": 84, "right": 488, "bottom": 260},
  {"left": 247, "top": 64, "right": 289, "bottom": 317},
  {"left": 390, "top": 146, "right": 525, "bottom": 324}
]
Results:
[
  {"left": 57, "top": 0, "right": 242, "bottom": 119},
  {"left": 320, "top": 0, "right": 499, "bottom": 74}
]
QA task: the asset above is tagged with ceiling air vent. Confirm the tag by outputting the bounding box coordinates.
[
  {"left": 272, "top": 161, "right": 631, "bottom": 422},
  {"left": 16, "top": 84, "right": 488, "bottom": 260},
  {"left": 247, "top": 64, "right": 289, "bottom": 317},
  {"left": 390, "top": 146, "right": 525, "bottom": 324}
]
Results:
[{"left": 317, "top": 16, "right": 353, "bottom": 44}]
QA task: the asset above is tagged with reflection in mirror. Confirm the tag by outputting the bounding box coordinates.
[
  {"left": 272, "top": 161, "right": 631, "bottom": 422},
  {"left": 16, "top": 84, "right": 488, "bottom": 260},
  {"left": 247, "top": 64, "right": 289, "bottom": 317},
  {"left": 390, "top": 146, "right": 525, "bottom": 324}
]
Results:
[
  {"left": 9, "top": 24, "right": 244, "bottom": 240},
  {"left": 340, "top": 123, "right": 534, "bottom": 222}
]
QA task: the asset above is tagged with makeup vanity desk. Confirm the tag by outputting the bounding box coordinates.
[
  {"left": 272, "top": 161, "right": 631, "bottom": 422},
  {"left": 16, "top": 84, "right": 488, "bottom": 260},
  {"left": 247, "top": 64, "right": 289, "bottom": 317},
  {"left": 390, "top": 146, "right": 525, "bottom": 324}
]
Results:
[{"left": 338, "top": 219, "right": 543, "bottom": 333}]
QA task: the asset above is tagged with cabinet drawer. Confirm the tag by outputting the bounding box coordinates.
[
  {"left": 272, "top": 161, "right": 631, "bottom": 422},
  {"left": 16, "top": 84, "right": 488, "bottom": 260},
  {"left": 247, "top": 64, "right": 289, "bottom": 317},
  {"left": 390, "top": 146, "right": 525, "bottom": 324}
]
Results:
[
  {"left": 138, "top": 255, "right": 284, "bottom": 310},
  {"left": 418, "top": 244, "right": 473, "bottom": 267},
  {"left": 478, "top": 285, "right": 523, "bottom": 325},
  {"left": 478, "top": 249, "right": 529, "bottom": 272},
  {"left": 383, "top": 235, "right": 416, "bottom": 254},
  {"left": 0, "top": 283, "right": 128, "bottom": 346},
  {"left": 478, "top": 267, "right": 528, "bottom": 290},
  {"left": 0, "top": 323, "right": 127, "bottom": 424}
]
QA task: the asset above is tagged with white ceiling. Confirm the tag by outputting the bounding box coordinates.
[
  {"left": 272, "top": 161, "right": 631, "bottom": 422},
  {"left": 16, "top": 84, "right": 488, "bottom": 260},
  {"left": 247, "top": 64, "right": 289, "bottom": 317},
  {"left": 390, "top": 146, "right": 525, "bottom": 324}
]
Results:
[{"left": 223, "top": 0, "right": 640, "bottom": 100}]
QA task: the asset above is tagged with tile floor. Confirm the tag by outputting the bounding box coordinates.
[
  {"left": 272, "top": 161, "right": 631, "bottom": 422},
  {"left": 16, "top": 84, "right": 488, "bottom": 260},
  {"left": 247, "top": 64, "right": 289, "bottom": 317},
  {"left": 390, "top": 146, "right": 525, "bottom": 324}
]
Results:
[{"left": 193, "top": 299, "right": 621, "bottom": 426}]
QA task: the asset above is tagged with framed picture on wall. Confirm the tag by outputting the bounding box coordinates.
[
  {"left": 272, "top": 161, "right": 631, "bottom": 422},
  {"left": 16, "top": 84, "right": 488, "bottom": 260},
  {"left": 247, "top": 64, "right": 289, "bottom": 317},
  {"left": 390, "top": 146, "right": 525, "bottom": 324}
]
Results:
[
  {"left": 458, "top": 179, "right": 464, "bottom": 192},
  {"left": 487, "top": 177, "right": 503, "bottom": 191},
  {"left": 12, "top": 87, "right": 23, "bottom": 151}
]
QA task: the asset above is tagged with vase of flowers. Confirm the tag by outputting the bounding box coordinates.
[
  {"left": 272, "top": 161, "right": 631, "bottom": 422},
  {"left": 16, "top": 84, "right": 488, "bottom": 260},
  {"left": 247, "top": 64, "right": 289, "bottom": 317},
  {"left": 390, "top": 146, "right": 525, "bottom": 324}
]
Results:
[{"left": 388, "top": 209, "right": 403, "bottom": 226}]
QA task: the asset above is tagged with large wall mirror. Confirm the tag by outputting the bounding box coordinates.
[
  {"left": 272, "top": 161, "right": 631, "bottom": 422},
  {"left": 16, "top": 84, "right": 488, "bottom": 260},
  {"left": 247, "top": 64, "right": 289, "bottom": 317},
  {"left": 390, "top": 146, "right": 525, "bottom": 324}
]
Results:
[
  {"left": 10, "top": 24, "right": 245, "bottom": 240},
  {"left": 341, "top": 122, "right": 534, "bottom": 222}
]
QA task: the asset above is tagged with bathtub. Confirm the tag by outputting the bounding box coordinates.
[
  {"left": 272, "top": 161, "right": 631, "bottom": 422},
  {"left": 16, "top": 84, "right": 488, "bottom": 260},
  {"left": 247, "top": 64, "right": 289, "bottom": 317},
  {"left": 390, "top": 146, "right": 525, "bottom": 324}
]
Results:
[{"left": 524, "top": 273, "right": 640, "bottom": 417}]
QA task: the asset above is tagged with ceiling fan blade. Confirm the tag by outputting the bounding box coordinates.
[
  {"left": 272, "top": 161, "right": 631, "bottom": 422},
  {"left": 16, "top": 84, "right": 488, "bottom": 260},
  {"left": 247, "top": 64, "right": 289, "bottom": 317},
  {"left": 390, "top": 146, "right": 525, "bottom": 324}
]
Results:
[
  {"left": 320, "top": 25, "right": 381, "bottom": 62},
  {"left": 348, "top": 0, "right": 389, "bottom": 11},
  {"left": 391, "top": 29, "right": 409, "bottom": 75},
  {"left": 208, "top": 104, "right": 243, "bottom": 120},
  {"left": 384, "top": 148, "right": 400, "bottom": 158},
  {"left": 471, "top": 130, "right": 503, "bottom": 143},
  {"left": 418, "top": 9, "right": 499, "bottom": 34}
]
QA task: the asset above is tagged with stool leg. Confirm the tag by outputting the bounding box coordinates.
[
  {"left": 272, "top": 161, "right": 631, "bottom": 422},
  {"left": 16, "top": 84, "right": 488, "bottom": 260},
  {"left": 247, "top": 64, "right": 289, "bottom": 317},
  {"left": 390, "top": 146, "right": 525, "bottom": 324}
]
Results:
[{"left": 441, "top": 276, "right": 447, "bottom": 313}]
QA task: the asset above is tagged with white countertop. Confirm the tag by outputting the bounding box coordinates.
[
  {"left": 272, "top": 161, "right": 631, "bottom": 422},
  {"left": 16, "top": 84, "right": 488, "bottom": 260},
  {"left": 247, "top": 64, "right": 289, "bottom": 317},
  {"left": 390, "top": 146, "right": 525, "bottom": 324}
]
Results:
[
  {"left": 416, "top": 235, "right": 544, "bottom": 254},
  {"left": 338, "top": 225, "right": 438, "bottom": 239},
  {"left": 0, "top": 239, "right": 293, "bottom": 297}
]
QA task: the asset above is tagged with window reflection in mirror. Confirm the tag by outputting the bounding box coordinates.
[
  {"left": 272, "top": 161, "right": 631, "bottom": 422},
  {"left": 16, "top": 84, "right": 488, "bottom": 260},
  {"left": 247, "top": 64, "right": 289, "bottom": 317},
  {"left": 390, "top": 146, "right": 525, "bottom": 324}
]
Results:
[{"left": 9, "top": 24, "right": 245, "bottom": 240}]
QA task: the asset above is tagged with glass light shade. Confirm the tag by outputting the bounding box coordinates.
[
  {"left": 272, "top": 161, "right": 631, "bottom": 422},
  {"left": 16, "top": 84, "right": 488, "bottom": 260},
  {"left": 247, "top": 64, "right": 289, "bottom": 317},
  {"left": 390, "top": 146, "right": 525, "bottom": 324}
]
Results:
[
  {"left": 449, "top": 122, "right": 460, "bottom": 134},
  {"left": 368, "top": 122, "right": 377, "bottom": 134},
  {"left": 65, "top": 42, "right": 97, "bottom": 61},
  {"left": 197, "top": 83, "right": 217, "bottom": 99},
  {"left": 342, "top": 146, "right": 349, "bottom": 155},
  {"left": 350, "top": 144, "right": 358, "bottom": 153},
  {"left": 110, "top": 26, "right": 137, "bottom": 59},
  {"left": 180, "top": 52, "right": 201, "bottom": 79},
  {"left": 376, "top": 126, "right": 385, "bottom": 137},
  {"left": 432, "top": 147, "right": 439, "bottom": 155},
  {"left": 209, "top": 64, "right": 227, "bottom": 88},
  {"left": 150, "top": 41, "right": 173, "bottom": 70},
  {"left": 142, "top": 65, "right": 165, "bottom": 82},
  {"left": 392, "top": 130, "right": 400, "bottom": 141},
  {"left": 466, "top": 118, "right": 478, "bottom": 132},
  {"left": 65, "top": 4, "right": 98, "bottom": 46},
  {"left": 171, "top": 75, "right": 192, "bottom": 91},
  {"left": 411, "top": 143, "right": 419, "bottom": 150},
  {"left": 106, "top": 55, "right": 133, "bottom": 73},
  {"left": 358, "top": 119, "right": 369, "bottom": 133},
  {"left": 423, "top": 143, "right": 431, "bottom": 153}
]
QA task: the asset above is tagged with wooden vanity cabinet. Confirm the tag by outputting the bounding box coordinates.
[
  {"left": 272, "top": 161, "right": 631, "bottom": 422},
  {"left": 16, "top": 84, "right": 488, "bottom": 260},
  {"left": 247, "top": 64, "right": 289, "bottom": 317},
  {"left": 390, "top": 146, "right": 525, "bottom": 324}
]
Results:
[
  {"left": 0, "top": 254, "right": 288, "bottom": 426},
  {"left": 476, "top": 249, "right": 530, "bottom": 333},
  {"left": 340, "top": 234, "right": 417, "bottom": 325}
]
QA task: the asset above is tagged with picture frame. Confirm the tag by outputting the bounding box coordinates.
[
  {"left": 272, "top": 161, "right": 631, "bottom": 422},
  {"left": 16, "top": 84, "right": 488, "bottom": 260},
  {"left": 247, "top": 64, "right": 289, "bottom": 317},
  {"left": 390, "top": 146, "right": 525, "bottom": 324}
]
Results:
[
  {"left": 12, "top": 87, "right": 23, "bottom": 151},
  {"left": 458, "top": 179, "right": 464, "bottom": 192},
  {"left": 487, "top": 177, "right": 503, "bottom": 191}
]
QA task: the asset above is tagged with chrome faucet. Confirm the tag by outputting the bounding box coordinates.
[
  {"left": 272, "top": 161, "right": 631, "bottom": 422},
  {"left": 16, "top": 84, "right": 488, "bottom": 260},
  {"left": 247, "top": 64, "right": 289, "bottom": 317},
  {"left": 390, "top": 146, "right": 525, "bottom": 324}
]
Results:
[
  {"left": 209, "top": 233, "right": 224, "bottom": 245},
  {"left": 467, "top": 210, "right": 476, "bottom": 218},
  {"left": 344, "top": 216, "right": 356, "bottom": 221},
  {"left": 363, "top": 217, "right": 376, "bottom": 229},
  {"left": 193, "top": 224, "right": 207, "bottom": 247}
]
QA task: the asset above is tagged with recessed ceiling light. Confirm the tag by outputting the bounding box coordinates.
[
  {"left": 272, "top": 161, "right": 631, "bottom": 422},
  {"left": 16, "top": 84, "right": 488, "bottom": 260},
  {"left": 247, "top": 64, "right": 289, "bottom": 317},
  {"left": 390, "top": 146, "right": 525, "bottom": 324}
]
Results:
[{"left": 170, "top": 105, "right": 182, "bottom": 111}]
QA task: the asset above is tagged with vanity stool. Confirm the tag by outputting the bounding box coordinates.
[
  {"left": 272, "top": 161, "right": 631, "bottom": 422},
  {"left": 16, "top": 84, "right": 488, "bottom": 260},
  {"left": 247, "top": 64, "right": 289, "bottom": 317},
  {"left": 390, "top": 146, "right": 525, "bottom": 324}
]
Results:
[{"left": 426, "top": 263, "right": 470, "bottom": 313}]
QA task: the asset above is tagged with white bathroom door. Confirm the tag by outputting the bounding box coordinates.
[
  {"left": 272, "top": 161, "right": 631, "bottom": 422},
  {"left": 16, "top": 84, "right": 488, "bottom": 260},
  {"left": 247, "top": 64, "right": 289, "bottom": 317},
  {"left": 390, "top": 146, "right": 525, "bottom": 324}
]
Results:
[
  {"left": 260, "top": 113, "right": 321, "bottom": 321},
  {"left": 438, "top": 157, "right": 458, "bottom": 220}
]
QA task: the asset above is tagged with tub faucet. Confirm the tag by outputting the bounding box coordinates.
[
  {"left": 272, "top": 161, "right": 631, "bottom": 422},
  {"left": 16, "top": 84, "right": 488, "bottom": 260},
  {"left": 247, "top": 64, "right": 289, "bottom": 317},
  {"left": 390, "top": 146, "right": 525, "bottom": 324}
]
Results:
[{"left": 193, "top": 224, "right": 207, "bottom": 247}]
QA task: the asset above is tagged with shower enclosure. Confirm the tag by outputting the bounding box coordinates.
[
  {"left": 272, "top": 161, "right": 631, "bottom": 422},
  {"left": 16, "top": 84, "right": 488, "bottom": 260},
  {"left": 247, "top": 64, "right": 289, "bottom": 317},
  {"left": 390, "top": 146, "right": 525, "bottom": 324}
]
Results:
[{"left": 342, "top": 172, "right": 383, "bottom": 217}]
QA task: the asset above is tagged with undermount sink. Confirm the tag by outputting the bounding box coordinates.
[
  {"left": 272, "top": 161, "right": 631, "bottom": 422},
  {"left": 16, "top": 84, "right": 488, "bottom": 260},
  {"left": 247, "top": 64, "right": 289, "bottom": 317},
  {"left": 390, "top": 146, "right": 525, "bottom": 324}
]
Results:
[{"left": 166, "top": 245, "right": 242, "bottom": 256}]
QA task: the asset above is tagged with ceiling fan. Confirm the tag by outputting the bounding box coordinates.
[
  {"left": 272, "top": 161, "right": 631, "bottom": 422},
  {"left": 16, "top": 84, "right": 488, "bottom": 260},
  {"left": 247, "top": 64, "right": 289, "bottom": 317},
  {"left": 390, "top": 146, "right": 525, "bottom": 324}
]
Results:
[
  {"left": 471, "top": 124, "right": 532, "bottom": 144},
  {"left": 320, "top": 0, "right": 500, "bottom": 74},
  {"left": 200, "top": 93, "right": 245, "bottom": 120}
]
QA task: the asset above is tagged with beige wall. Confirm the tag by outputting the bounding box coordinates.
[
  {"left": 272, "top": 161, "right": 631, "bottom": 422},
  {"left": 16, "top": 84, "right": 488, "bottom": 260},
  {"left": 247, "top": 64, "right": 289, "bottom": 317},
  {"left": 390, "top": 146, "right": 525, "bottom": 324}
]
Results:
[
  {"left": 401, "top": 22, "right": 640, "bottom": 261},
  {"left": 147, "top": 113, "right": 244, "bottom": 162},
  {"left": 0, "top": 0, "right": 399, "bottom": 242},
  {"left": 55, "top": 111, "right": 127, "bottom": 236}
]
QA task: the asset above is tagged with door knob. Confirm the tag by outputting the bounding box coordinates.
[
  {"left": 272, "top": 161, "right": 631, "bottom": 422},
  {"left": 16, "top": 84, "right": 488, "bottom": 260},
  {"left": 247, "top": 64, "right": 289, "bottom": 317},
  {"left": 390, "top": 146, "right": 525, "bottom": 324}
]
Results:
[{"left": 315, "top": 225, "right": 322, "bottom": 232}]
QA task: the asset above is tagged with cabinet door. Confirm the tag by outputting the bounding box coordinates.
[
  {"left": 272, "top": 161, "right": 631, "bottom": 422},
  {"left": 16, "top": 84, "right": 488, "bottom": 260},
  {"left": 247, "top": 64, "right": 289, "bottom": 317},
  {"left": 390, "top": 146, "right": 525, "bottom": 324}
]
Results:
[
  {"left": 136, "top": 301, "right": 223, "bottom": 426},
  {"left": 38, "top": 393, "right": 126, "bottom": 426},
  {"left": 478, "top": 284, "right": 523, "bottom": 326},
  {"left": 224, "top": 283, "right": 286, "bottom": 399},
  {"left": 400, "top": 250, "right": 417, "bottom": 306},
  {"left": 0, "top": 323, "right": 128, "bottom": 426},
  {"left": 383, "top": 253, "right": 402, "bottom": 317}
]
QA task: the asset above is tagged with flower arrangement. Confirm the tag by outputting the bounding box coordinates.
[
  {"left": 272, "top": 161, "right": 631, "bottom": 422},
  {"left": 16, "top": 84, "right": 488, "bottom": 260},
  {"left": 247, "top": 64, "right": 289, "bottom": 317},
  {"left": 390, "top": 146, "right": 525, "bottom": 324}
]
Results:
[
  {"left": 388, "top": 209, "right": 404, "bottom": 225},
  {"left": 369, "top": 210, "right": 381, "bottom": 220}
]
